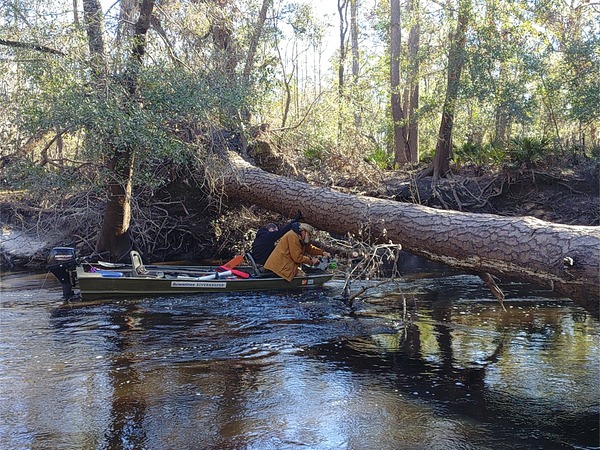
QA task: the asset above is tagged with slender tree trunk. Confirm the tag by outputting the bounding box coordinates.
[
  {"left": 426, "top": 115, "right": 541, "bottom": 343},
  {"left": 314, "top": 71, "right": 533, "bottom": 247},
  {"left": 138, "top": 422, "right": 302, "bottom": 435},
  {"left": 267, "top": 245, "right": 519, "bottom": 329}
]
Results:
[
  {"left": 221, "top": 152, "right": 600, "bottom": 318},
  {"left": 95, "top": 0, "right": 155, "bottom": 261},
  {"left": 82, "top": 0, "right": 106, "bottom": 81},
  {"left": 337, "top": 0, "right": 349, "bottom": 94},
  {"left": 494, "top": 104, "right": 510, "bottom": 148},
  {"left": 116, "top": 0, "right": 137, "bottom": 42},
  {"left": 492, "top": 61, "right": 511, "bottom": 148},
  {"left": 337, "top": 0, "right": 349, "bottom": 141},
  {"left": 243, "top": 0, "right": 271, "bottom": 83},
  {"left": 275, "top": 38, "right": 293, "bottom": 128},
  {"left": 407, "top": 0, "right": 420, "bottom": 162},
  {"left": 390, "top": 0, "right": 410, "bottom": 166},
  {"left": 73, "top": 0, "right": 79, "bottom": 25},
  {"left": 432, "top": 0, "right": 470, "bottom": 182},
  {"left": 239, "top": 0, "right": 272, "bottom": 123},
  {"left": 350, "top": 0, "right": 361, "bottom": 127}
]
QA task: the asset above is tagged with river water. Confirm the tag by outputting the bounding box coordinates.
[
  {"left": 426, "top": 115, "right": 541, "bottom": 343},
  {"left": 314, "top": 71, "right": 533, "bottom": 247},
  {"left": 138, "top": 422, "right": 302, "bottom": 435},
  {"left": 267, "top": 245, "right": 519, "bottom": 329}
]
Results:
[{"left": 0, "top": 265, "right": 598, "bottom": 450}]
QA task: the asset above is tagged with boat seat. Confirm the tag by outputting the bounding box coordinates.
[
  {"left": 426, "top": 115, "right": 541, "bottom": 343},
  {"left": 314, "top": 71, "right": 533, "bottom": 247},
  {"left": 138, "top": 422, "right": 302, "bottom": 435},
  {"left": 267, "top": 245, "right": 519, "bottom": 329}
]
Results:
[{"left": 130, "top": 250, "right": 150, "bottom": 276}]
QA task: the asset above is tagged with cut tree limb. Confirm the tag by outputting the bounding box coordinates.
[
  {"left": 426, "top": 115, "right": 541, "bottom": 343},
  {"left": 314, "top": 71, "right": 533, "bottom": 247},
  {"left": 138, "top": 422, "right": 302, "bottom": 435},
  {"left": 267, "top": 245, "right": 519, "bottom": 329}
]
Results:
[
  {"left": 221, "top": 152, "right": 600, "bottom": 317},
  {"left": 479, "top": 272, "right": 506, "bottom": 311}
]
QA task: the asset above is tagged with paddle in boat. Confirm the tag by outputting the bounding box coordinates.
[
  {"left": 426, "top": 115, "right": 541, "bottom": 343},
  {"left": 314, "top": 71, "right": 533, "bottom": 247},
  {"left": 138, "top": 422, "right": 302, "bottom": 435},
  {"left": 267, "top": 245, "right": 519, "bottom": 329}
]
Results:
[{"left": 46, "top": 247, "right": 335, "bottom": 301}]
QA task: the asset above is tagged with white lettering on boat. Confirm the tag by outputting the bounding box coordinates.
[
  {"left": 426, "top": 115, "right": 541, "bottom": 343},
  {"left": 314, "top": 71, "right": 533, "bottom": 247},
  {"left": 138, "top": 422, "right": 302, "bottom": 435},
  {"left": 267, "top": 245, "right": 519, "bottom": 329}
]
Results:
[{"left": 171, "top": 281, "right": 227, "bottom": 288}]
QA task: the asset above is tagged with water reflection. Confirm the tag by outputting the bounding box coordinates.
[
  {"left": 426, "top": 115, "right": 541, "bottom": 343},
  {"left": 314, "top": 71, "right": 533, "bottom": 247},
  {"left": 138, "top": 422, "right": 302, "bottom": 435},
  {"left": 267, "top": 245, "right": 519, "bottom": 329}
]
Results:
[{"left": 0, "top": 271, "right": 598, "bottom": 449}]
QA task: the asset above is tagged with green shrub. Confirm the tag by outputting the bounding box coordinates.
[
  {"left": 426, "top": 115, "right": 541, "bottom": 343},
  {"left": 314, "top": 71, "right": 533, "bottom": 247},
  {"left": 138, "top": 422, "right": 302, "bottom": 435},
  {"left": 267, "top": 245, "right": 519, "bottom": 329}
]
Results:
[
  {"left": 453, "top": 141, "right": 506, "bottom": 169},
  {"left": 365, "top": 147, "right": 394, "bottom": 170},
  {"left": 508, "top": 136, "right": 551, "bottom": 167}
]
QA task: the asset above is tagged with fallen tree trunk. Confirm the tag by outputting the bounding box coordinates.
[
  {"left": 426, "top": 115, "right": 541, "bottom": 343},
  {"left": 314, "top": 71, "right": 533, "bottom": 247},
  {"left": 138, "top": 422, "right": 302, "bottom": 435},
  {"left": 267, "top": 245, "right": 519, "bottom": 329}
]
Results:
[{"left": 221, "top": 153, "right": 600, "bottom": 317}]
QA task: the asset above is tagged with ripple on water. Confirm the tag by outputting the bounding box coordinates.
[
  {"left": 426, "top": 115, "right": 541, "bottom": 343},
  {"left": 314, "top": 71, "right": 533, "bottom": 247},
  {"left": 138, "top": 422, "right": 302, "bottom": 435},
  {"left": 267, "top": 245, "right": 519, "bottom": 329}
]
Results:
[{"left": 0, "top": 271, "right": 598, "bottom": 450}]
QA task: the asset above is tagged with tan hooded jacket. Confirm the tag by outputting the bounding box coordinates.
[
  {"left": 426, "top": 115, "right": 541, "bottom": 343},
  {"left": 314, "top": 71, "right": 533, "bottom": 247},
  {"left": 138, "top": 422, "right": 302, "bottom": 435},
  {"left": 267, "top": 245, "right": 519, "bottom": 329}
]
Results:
[{"left": 263, "top": 229, "right": 325, "bottom": 281}]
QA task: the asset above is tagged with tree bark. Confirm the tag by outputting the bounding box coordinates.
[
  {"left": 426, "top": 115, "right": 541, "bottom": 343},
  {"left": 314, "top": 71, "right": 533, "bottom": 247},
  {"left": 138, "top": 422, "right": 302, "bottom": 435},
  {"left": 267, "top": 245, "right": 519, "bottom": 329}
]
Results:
[{"left": 221, "top": 152, "right": 600, "bottom": 317}]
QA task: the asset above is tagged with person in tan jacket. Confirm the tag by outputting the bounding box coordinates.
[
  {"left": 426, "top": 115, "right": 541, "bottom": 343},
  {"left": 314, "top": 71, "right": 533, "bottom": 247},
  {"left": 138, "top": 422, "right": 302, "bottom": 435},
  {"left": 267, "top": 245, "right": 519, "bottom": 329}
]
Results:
[{"left": 264, "top": 223, "right": 331, "bottom": 281}]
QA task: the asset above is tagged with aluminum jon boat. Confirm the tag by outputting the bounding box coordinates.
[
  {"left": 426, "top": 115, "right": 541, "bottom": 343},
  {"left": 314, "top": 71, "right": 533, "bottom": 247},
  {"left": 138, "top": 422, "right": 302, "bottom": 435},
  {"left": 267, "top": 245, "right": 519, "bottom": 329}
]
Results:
[{"left": 47, "top": 247, "right": 335, "bottom": 301}]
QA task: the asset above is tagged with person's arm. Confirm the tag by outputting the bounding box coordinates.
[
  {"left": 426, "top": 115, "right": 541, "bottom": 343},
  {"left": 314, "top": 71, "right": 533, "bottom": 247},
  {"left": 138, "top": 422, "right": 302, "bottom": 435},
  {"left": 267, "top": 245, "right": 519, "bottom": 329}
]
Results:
[
  {"left": 276, "top": 211, "right": 301, "bottom": 238},
  {"left": 306, "top": 244, "right": 324, "bottom": 257},
  {"left": 276, "top": 221, "right": 293, "bottom": 237},
  {"left": 289, "top": 235, "right": 313, "bottom": 265},
  {"left": 271, "top": 223, "right": 292, "bottom": 242},
  {"left": 305, "top": 244, "right": 332, "bottom": 261}
]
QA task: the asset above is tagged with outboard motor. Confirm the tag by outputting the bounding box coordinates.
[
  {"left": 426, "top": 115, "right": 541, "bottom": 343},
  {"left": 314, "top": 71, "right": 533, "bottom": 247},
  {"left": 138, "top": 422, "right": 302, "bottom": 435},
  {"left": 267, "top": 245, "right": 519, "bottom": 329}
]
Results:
[{"left": 47, "top": 247, "right": 77, "bottom": 299}]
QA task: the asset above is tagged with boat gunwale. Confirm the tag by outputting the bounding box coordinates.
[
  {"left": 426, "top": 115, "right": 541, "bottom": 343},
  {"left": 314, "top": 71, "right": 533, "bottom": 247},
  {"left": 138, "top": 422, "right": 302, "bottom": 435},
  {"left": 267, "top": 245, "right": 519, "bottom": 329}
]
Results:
[{"left": 73, "top": 264, "right": 335, "bottom": 300}]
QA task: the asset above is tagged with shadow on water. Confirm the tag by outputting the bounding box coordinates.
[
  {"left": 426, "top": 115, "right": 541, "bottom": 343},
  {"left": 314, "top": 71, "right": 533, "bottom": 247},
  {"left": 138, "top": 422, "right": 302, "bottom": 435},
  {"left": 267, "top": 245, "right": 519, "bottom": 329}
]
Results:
[
  {"left": 44, "top": 301, "right": 147, "bottom": 448},
  {"left": 305, "top": 320, "right": 598, "bottom": 448},
  {"left": 310, "top": 273, "right": 599, "bottom": 449},
  {"left": 101, "top": 306, "right": 148, "bottom": 449}
]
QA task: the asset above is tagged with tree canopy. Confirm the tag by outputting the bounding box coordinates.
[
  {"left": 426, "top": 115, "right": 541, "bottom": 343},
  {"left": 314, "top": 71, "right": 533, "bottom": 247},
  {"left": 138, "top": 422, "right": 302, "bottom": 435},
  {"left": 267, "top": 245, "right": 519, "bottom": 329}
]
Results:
[
  {"left": 0, "top": 0, "right": 598, "bottom": 257},
  {"left": 1, "top": 0, "right": 597, "bottom": 179}
]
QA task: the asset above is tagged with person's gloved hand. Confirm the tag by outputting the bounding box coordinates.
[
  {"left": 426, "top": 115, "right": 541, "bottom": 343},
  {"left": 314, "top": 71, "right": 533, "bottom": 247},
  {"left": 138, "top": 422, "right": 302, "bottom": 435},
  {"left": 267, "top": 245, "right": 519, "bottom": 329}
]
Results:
[{"left": 293, "top": 210, "right": 303, "bottom": 222}]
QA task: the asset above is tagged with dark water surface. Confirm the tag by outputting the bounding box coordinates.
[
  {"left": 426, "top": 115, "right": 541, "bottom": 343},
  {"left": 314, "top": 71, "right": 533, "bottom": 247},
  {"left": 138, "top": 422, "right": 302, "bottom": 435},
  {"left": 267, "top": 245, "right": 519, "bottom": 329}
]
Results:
[{"left": 1, "top": 269, "right": 598, "bottom": 449}]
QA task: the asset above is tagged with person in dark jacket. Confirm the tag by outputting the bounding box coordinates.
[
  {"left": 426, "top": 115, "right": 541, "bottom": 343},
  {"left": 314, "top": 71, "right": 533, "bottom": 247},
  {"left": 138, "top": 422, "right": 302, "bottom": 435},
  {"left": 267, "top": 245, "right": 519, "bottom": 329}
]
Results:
[{"left": 251, "top": 211, "right": 303, "bottom": 265}]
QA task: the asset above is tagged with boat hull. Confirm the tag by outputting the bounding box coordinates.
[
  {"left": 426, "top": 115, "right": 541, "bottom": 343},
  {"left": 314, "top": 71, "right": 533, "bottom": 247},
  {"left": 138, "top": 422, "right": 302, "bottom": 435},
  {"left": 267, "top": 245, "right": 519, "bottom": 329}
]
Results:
[{"left": 75, "top": 266, "right": 333, "bottom": 300}]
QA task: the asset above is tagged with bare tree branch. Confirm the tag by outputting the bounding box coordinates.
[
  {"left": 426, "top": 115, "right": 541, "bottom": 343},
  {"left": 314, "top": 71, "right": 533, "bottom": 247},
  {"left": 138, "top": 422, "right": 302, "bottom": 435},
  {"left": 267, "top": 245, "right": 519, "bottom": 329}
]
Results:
[{"left": 0, "top": 39, "right": 65, "bottom": 55}]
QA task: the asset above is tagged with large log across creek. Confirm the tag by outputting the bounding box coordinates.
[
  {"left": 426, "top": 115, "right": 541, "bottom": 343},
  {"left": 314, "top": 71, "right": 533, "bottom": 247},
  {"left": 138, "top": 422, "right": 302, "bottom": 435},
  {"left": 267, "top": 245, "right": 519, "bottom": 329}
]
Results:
[{"left": 222, "top": 153, "right": 600, "bottom": 318}]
